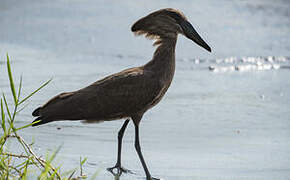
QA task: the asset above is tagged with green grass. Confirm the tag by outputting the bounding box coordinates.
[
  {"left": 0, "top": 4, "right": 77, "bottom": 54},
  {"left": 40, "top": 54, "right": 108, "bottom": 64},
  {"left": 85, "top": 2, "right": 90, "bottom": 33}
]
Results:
[{"left": 0, "top": 54, "right": 95, "bottom": 179}]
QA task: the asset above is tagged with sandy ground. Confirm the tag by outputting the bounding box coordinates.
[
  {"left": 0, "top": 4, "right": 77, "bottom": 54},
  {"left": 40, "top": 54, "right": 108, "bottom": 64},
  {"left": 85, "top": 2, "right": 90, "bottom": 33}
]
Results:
[{"left": 1, "top": 0, "right": 290, "bottom": 179}]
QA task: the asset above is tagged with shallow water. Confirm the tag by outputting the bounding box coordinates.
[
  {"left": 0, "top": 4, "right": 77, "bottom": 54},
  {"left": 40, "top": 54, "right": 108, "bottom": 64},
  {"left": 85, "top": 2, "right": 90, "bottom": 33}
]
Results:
[{"left": 1, "top": 0, "right": 290, "bottom": 180}]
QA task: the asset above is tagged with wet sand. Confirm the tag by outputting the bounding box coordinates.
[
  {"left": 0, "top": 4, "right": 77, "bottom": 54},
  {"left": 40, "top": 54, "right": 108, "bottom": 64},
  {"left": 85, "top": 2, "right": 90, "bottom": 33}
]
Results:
[{"left": 1, "top": 0, "right": 290, "bottom": 179}]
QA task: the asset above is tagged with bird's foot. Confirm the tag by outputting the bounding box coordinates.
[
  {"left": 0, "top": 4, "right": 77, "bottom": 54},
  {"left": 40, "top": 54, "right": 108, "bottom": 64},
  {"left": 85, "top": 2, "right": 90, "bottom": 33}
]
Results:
[{"left": 107, "top": 165, "right": 133, "bottom": 176}]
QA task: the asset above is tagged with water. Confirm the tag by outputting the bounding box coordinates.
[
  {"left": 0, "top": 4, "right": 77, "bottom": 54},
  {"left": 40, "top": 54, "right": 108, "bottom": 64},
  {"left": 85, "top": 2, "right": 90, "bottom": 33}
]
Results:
[{"left": 0, "top": 0, "right": 290, "bottom": 179}]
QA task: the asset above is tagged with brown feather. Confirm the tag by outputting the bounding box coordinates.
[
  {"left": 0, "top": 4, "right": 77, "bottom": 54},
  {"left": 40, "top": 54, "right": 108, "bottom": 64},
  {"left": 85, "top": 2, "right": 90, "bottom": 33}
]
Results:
[{"left": 32, "top": 8, "right": 210, "bottom": 126}]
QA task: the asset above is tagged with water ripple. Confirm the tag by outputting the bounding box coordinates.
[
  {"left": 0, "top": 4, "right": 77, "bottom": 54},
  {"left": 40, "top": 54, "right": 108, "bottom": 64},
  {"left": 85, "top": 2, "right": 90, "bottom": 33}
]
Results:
[{"left": 178, "top": 56, "right": 290, "bottom": 73}]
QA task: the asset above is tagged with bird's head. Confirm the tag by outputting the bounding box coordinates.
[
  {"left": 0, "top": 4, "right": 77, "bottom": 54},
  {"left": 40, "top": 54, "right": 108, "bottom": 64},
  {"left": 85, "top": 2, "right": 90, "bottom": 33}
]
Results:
[{"left": 131, "top": 8, "right": 211, "bottom": 52}]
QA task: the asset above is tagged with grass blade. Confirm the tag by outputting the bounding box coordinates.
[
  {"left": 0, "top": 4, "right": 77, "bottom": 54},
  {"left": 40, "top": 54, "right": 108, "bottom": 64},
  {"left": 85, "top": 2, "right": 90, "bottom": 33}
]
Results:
[
  {"left": 2, "top": 94, "right": 12, "bottom": 121},
  {"left": 48, "top": 145, "right": 61, "bottom": 163},
  {"left": 80, "top": 157, "right": 87, "bottom": 166},
  {"left": 1, "top": 99, "right": 6, "bottom": 134},
  {"left": 15, "top": 121, "right": 36, "bottom": 131},
  {"left": 6, "top": 54, "right": 17, "bottom": 105},
  {"left": 18, "top": 78, "right": 52, "bottom": 105},
  {"left": 17, "top": 75, "right": 23, "bottom": 101},
  {"left": 3, "top": 94, "right": 14, "bottom": 134},
  {"left": 80, "top": 157, "right": 87, "bottom": 177},
  {"left": 15, "top": 103, "right": 29, "bottom": 115}
]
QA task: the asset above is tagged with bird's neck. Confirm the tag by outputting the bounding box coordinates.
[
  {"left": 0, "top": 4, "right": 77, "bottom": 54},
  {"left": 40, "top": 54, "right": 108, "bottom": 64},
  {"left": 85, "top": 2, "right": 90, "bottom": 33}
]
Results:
[{"left": 145, "top": 37, "right": 177, "bottom": 73}]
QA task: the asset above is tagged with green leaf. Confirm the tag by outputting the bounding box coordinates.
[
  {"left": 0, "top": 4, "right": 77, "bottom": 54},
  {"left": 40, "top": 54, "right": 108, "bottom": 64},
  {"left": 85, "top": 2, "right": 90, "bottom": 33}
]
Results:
[
  {"left": 48, "top": 145, "right": 62, "bottom": 163},
  {"left": 40, "top": 146, "right": 62, "bottom": 179},
  {"left": 15, "top": 103, "right": 29, "bottom": 115},
  {"left": 0, "top": 136, "right": 6, "bottom": 150},
  {"left": 6, "top": 54, "right": 17, "bottom": 105},
  {"left": 14, "top": 160, "right": 27, "bottom": 169},
  {"left": 80, "top": 157, "right": 87, "bottom": 166},
  {"left": 2, "top": 94, "right": 14, "bottom": 134},
  {"left": 1, "top": 99, "right": 6, "bottom": 134},
  {"left": 50, "top": 166, "right": 60, "bottom": 179},
  {"left": 17, "top": 75, "right": 23, "bottom": 102},
  {"left": 2, "top": 94, "right": 12, "bottom": 122},
  {"left": 15, "top": 121, "right": 36, "bottom": 131},
  {"left": 18, "top": 78, "right": 52, "bottom": 105},
  {"left": 21, "top": 160, "right": 29, "bottom": 180}
]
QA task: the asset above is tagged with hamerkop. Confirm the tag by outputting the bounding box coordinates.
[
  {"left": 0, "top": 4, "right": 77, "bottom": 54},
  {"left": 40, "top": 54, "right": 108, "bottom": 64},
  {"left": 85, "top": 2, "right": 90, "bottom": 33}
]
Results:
[{"left": 32, "top": 8, "right": 211, "bottom": 180}]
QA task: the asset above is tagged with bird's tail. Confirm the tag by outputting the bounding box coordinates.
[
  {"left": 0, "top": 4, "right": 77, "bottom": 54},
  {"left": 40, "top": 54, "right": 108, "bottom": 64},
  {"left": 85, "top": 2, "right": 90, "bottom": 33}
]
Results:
[
  {"left": 32, "top": 107, "right": 52, "bottom": 127},
  {"left": 32, "top": 107, "right": 41, "bottom": 117}
]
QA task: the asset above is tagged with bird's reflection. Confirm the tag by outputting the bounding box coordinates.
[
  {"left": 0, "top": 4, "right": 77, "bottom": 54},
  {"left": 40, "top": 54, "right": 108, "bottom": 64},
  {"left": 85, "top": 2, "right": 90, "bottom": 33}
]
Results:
[
  {"left": 108, "top": 167, "right": 134, "bottom": 180},
  {"left": 114, "top": 174, "right": 121, "bottom": 180},
  {"left": 108, "top": 168, "right": 121, "bottom": 180}
]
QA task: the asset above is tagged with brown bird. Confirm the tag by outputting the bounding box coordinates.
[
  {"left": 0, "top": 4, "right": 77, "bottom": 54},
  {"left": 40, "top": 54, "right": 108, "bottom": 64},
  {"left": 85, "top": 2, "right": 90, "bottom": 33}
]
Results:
[{"left": 32, "top": 8, "right": 211, "bottom": 180}]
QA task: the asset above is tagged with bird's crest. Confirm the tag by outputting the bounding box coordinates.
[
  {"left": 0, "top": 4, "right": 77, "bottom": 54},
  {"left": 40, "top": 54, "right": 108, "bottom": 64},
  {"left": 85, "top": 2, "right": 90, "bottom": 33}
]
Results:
[{"left": 131, "top": 8, "right": 187, "bottom": 46}]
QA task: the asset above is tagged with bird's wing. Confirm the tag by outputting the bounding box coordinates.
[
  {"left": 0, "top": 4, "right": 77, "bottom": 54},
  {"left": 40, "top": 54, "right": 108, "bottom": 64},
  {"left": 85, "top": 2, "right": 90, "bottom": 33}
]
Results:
[{"left": 37, "top": 67, "right": 162, "bottom": 121}]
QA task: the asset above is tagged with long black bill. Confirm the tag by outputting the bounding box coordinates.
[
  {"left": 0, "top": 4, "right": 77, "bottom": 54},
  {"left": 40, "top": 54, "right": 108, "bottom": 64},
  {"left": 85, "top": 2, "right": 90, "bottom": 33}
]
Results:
[{"left": 181, "top": 20, "right": 211, "bottom": 52}]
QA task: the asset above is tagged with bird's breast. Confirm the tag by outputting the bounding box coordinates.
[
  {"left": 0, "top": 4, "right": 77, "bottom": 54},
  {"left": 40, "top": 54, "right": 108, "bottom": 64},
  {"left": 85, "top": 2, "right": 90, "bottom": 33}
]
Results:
[{"left": 145, "top": 69, "right": 175, "bottom": 111}]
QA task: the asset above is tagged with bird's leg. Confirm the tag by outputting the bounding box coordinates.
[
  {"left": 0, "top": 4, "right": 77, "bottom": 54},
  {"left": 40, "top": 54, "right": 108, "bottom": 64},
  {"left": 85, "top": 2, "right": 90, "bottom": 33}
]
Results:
[
  {"left": 133, "top": 119, "right": 160, "bottom": 180},
  {"left": 107, "top": 119, "right": 132, "bottom": 176}
]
